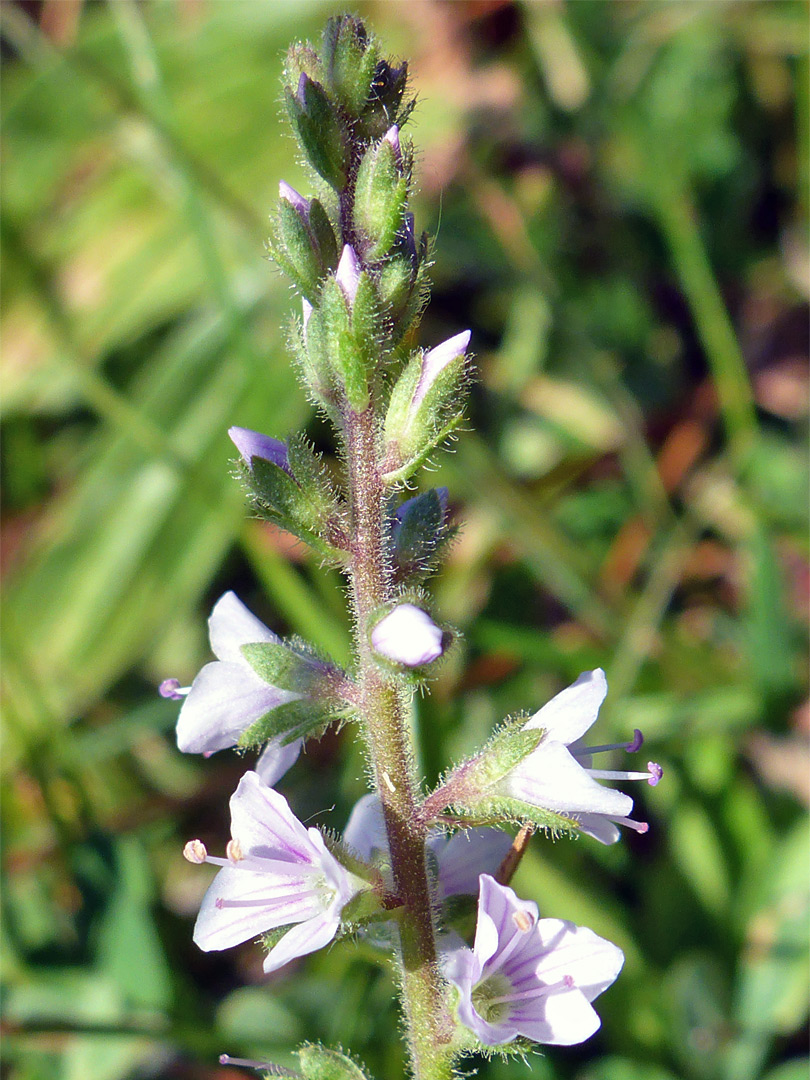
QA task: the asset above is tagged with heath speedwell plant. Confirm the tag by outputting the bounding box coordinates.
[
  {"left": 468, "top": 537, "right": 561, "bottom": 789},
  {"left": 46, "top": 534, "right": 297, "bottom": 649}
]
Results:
[{"left": 163, "top": 16, "right": 662, "bottom": 1080}]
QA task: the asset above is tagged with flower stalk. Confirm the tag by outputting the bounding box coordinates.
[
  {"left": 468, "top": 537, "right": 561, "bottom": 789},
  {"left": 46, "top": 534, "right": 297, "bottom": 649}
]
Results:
[{"left": 344, "top": 404, "right": 454, "bottom": 1077}]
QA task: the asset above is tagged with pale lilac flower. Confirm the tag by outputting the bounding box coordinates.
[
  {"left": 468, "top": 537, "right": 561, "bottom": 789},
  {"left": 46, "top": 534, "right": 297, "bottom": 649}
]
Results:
[
  {"left": 170, "top": 592, "right": 303, "bottom": 782},
  {"left": 228, "top": 426, "right": 291, "bottom": 474},
  {"left": 411, "top": 330, "right": 471, "bottom": 414},
  {"left": 370, "top": 603, "right": 445, "bottom": 667},
  {"left": 335, "top": 244, "right": 361, "bottom": 306},
  {"left": 502, "top": 669, "right": 662, "bottom": 844},
  {"left": 187, "top": 771, "right": 360, "bottom": 973},
  {"left": 344, "top": 794, "right": 512, "bottom": 901},
  {"left": 444, "top": 875, "right": 623, "bottom": 1046}
]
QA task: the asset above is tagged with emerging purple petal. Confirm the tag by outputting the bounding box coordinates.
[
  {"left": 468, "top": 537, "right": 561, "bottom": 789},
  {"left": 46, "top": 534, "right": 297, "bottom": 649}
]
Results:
[
  {"left": 279, "top": 180, "right": 310, "bottom": 218},
  {"left": 335, "top": 244, "right": 361, "bottom": 306},
  {"left": 383, "top": 124, "right": 401, "bottom": 162},
  {"left": 412, "top": 330, "right": 471, "bottom": 413},
  {"left": 444, "top": 875, "right": 623, "bottom": 1047},
  {"left": 370, "top": 603, "right": 444, "bottom": 667},
  {"left": 228, "top": 426, "right": 291, "bottom": 475}
]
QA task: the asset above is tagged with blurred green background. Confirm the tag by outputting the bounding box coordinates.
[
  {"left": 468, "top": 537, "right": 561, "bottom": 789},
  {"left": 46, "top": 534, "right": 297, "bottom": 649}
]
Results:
[{"left": 2, "top": 1, "right": 808, "bottom": 1078}]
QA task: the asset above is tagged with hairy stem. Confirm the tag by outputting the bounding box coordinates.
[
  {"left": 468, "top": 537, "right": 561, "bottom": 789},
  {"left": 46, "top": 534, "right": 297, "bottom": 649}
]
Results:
[{"left": 345, "top": 406, "right": 454, "bottom": 1079}]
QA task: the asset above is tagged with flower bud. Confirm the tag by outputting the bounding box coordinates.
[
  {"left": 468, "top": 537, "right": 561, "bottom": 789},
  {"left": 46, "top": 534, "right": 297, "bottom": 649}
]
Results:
[
  {"left": 228, "top": 426, "right": 291, "bottom": 474},
  {"left": 335, "top": 244, "right": 361, "bottom": 306},
  {"left": 353, "top": 132, "right": 408, "bottom": 261},
  {"left": 370, "top": 603, "right": 445, "bottom": 668},
  {"left": 284, "top": 73, "right": 348, "bottom": 190},
  {"left": 320, "top": 14, "right": 379, "bottom": 118},
  {"left": 383, "top": 330, "right": 472, "bottom": 481},
  {"left": 275, "top": 183, "right": 338, "bottom": 300}
]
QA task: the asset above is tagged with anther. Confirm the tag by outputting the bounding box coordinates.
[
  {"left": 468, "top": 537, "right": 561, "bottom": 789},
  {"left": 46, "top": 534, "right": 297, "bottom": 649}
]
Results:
[
  {"left": 226, "top": 838, "right": 244, "bottom": 863},
  {"left": 159, "top": 678, "right": 189, "bottom": 700},
  {"left": 183, "top": 839, "right": 207, "bottom": 864}
]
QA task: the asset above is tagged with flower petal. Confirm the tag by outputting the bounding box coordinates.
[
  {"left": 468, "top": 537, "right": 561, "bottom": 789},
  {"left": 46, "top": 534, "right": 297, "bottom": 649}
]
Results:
[
  {"left": 514, "top": 985, "right": 601, "bottom": 1046},
  {"left": 262, "top": 908, "right": 341, "bottom": 973},
  {"left": 256, "top": 736, "right": 304, "bottom": 787},
  {"left": 523, "top": 669, "right": 607, "bottom": 744},
  {"left": 573, "top": 813, "right": 622, "bottom": 846},
  {"left": 193, "top": 864, "right": 322, "bottom": 952},
  {"left": 229, "top": 772, "right": 320, "bottom": 863},
  {"left": 176, "top": 661, "right": 294, "bottom": 754},
  {"left": 533, "top": 918, "right": 624, "bottom": 1002},
  {"left": 208, "top": 591, "right": 279, "bottom": 663},
  {"left": 429, "top": 829, "right": 514, "bottom": 899},
  {"left": 343, "top": 794, "right": 388, "bottom": 862},
  {"left": 505, "top": 740, "right": 633, "bottom": 818}
]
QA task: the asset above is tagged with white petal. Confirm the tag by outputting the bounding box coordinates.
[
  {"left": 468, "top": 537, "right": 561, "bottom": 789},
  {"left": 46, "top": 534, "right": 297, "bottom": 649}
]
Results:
[
  {"left": 262, "top": 909, "right": 340, "bottom": 973},
  {"left": 370, "top": 604, "right": 444, "bottom": 667},
  {"left": 524, "top": 669, "right": 608, "bottom": 745},
  {"left": 192, "top": 864, "right": 322, "bottom": 952},
  {"left": 533, "top": 918, "right": 624, "bottom": 1002},
  {"left": 505, "top": 741, "right": 633, "bottom": 818},
  {"left": 343, "top": 794, "right": 388, "bottom": 861},
  {"left": 430, "top": 829, "right": 514, "bottom": 899},
  {"left": 515, "top": 985, "right": 601, "bottom": 1046},
  {"left": 256, "top": 737, "right": 303, "bottom": 787},
  {"left": 229, "top": 772, "right": 319, "bottom": 863},
  {"left": 574, "top": 813, "right": 622, "bottom": 846},
  {"left": 176, "top": 661, "right": 295, "bottom": 754},
  {"left": 208, "top": 591, "right": 279, "bottom": 662}
]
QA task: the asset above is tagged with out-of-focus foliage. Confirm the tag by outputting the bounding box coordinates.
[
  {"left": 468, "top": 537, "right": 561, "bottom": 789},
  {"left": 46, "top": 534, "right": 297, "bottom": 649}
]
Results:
[{"left": 1, "top": 1, "right": 807, "bottom": 1078}]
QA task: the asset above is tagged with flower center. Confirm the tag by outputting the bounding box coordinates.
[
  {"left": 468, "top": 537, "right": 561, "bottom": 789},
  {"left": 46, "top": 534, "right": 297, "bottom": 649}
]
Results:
[{"left": 471, "top": 972, "right": 513, "bottom": 1025}]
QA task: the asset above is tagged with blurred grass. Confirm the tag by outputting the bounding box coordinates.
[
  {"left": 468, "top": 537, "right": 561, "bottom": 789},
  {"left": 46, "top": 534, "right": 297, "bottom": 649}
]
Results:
[{"left": 1, "top": 1, "right": 808, "bottom": 1079}]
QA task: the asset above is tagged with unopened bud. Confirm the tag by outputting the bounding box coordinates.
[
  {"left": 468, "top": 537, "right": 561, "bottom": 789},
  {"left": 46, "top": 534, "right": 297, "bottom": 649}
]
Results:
[
  {"left": 335, "top": 244, "right": 361, "bottom": 306},
  {"left": 371, "top": 603, "right": 445, "bottom": 667},
  {"left": 228, "top": 427, "right": 291, "bottom": 475}
]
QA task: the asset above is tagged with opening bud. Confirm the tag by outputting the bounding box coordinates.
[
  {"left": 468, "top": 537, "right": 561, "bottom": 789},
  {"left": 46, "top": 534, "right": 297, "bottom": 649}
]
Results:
[{"left": 370, "top": 603, "right": 446, "bottom": 668}]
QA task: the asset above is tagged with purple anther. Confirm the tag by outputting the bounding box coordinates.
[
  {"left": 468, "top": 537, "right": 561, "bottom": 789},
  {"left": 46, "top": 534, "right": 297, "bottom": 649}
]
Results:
[
  {"left": 647, "top": 761, "right": 663, "bottom": 787},
  {"left": 159, "top": 678, "right": 184, "bottom": 700},
  {"left": 626, "top": 729, "right": 644, "bottom": 753}
]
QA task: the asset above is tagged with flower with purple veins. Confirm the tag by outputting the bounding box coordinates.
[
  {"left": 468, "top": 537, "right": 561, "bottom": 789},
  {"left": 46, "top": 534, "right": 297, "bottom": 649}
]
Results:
[
  {"left": 444, "top": 874, "right": 624, "bottom": 1047},
  {"left": 343, "top": 794, "right": 513, "bottom": 901},
  {"left": 185, "top": 771, "right": 362, "bottom": 973},
  {"left": 501, "top": 669, "right": 662, "bottom": 844},
  {"left": 167, "top": 591, "right": 304, "bottom": 786}
]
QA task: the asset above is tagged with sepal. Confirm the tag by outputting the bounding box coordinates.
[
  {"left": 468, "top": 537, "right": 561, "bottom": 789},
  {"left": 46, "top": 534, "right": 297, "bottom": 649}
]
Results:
[
  {"left": 391, "top": 487, "right": 452, "bottom": 582},
  {"left": 353, "top": 133, "right": 409, "bottom": 261},
  {"left": 297, "top": 1044, "right": 372, "bottom": 1080},
  {"left": 307, "top": 262, "right": 386, "bottom": 412},
  {"left": 284, "top": 74, "right": 349, "bottom": 190},
  {"left": 273, "top": 188, "right": 338, "bottom": 301},
  {"left": 383, "top": 331, "right": 471, "bottom": 482},
  {"left": 238, "top": 697, "right": 333, "bottom": 751},
  {"left": 240, "top": 640, "right": 329, "bottom": 695},
  {"left": 321, "top": 15, "right": 379, "bottom": 117}
]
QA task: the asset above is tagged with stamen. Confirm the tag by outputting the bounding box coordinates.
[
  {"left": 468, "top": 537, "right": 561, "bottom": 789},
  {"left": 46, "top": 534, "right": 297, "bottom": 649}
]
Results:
[
  {"left": 219, "top": 1054, "right": 301, "bottom": 1077},
  {"left": 183, "top": 839, "right": 207, "bottom": 864},
  {"left": 486, "top": 975, "right": 574, "bottom": 1007},
  {"left": 227, "top": 838, "right": 244, "bottom": 863},
  {"left": 573, "top": 728, "right": 644, "bottom": 757},
  {"left": 647, "top": 761, "right": 663, "bottom": 787},
  {"left": 159, "top": 678, "right": 190, "bottom": 700},
  {"left": 586, "top": 768, "right": 660, "bottom": 783},
  {"left": 626, "top": 729, "right": 644, "bottom": 752},
  {"left": 615, "top": 816, "right": 648, "bottom": 834}
]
